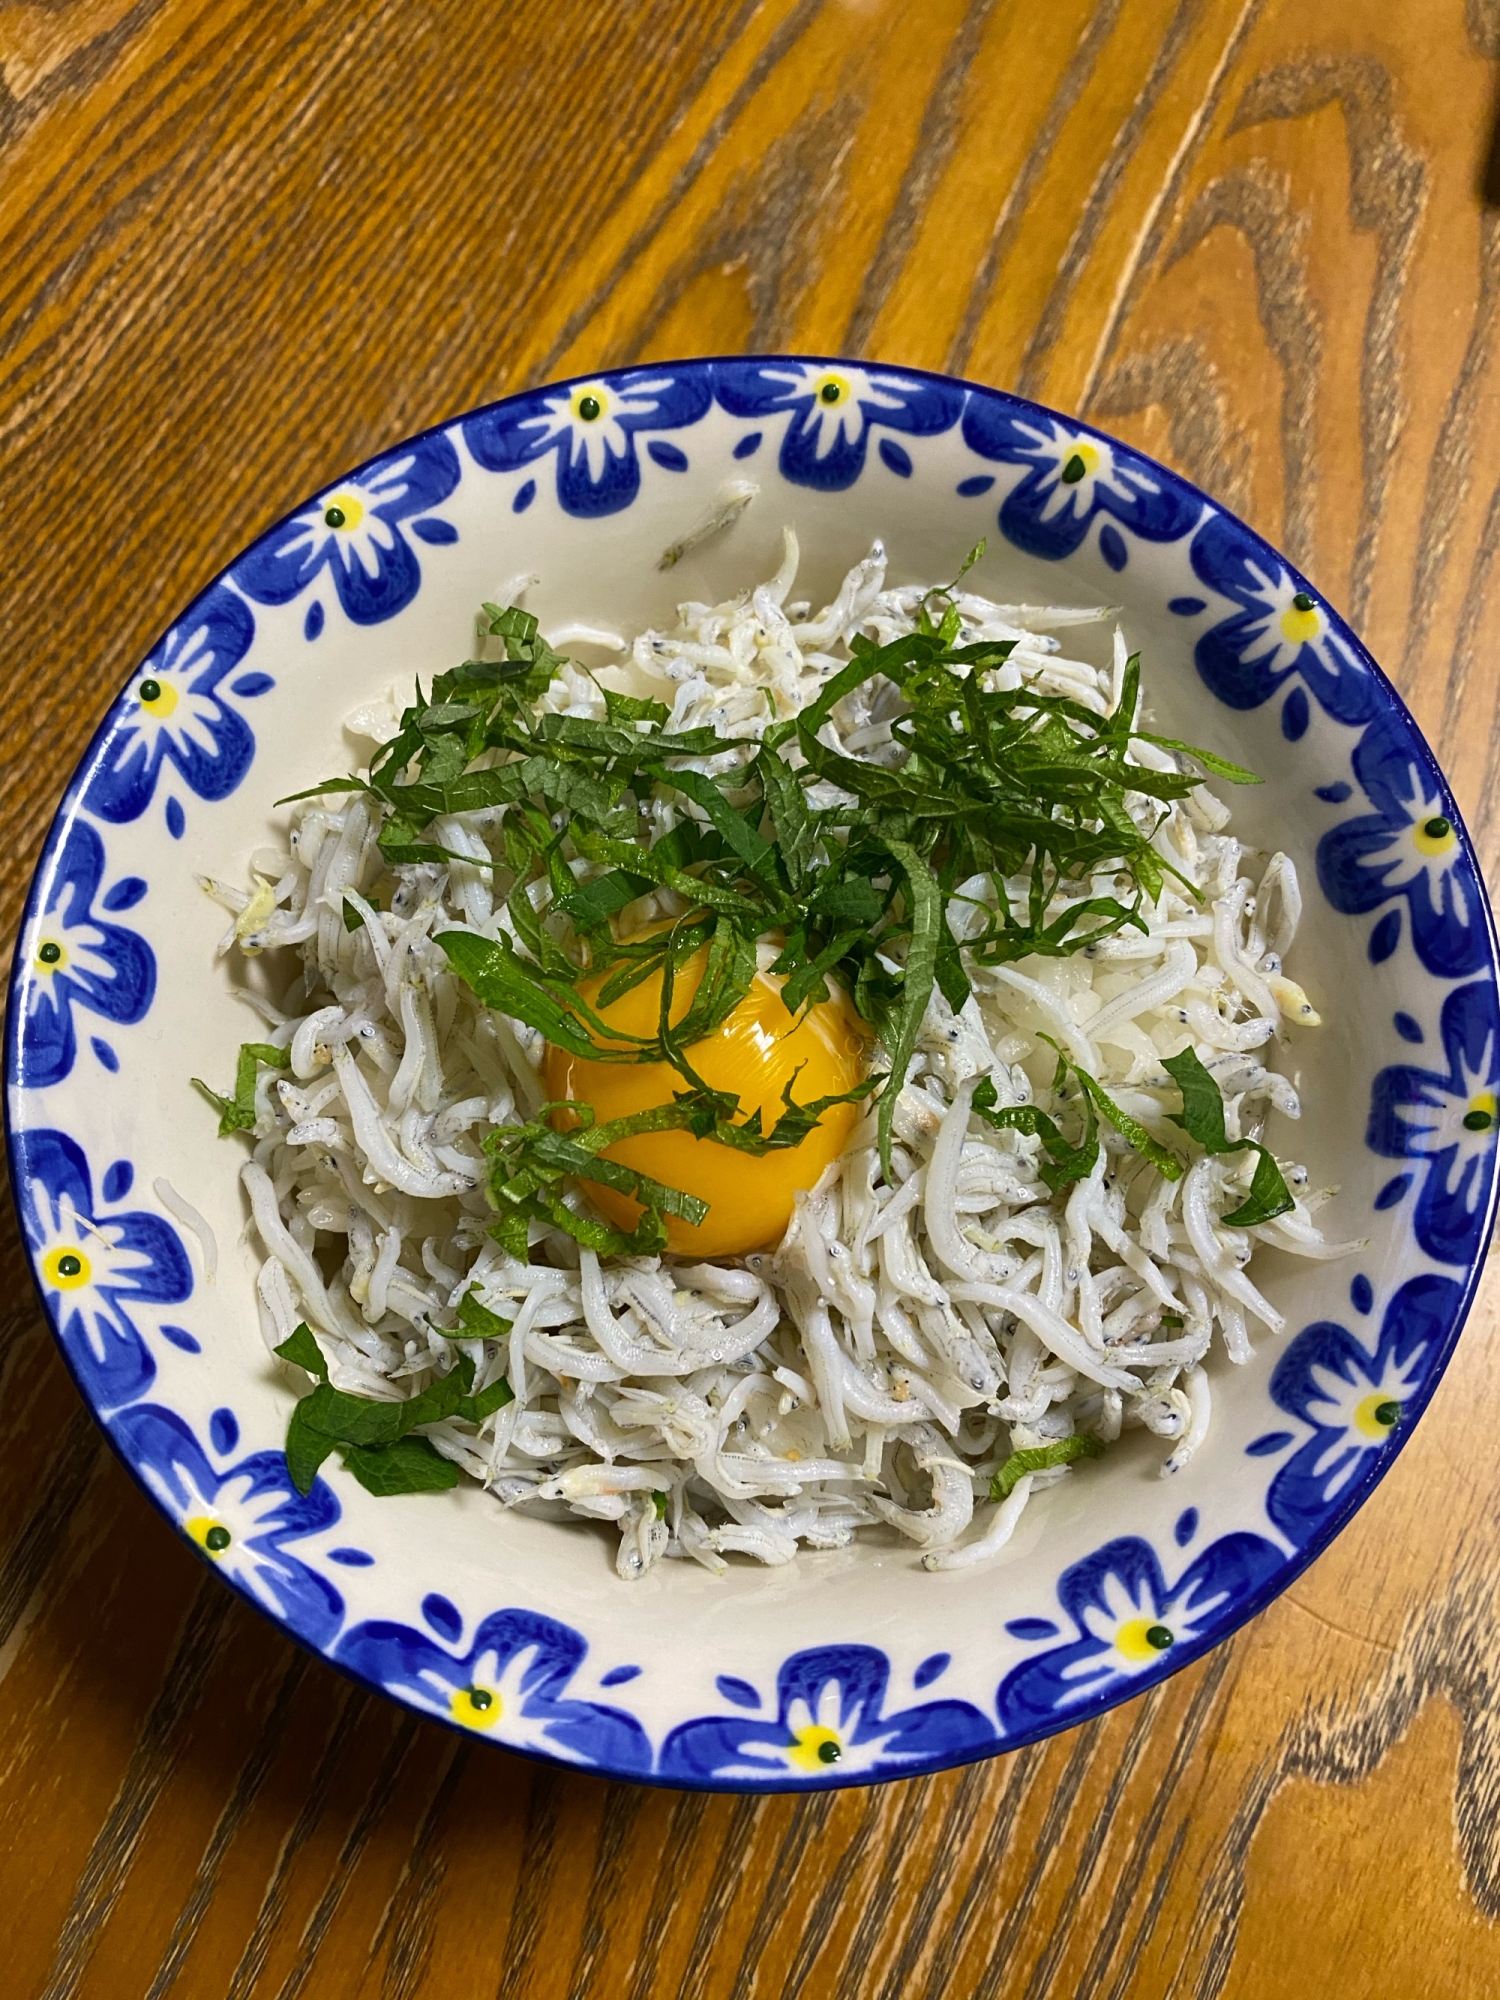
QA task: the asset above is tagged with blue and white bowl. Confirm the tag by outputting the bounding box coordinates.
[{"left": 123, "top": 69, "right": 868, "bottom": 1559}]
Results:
[{"left": 8, "top": 356, "right": 1497, "bottom": 1789}]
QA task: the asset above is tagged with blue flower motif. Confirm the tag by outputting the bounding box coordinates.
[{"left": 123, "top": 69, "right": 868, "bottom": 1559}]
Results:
[
  {"left": 658, "top": 1645, "right": 993, "bottom": 1784},
  {"left": 1366, "top": 979, "right": 1499, "bottom": 1265},
  {"left": 82, "top": 586, "right": 261, "bottom": 825},
  {"left": 1316, "top": 711, "right": 1488, "bottom": 978},
  {"left": 112, "top": 1404, "right": 344, "bottom": 1647},
  {"left": 12, "top": 1127, "right": 191, "bottom": 1411},
  {"left": 462, "top": 370, "right": 713, "bottom": 517},
  {"left": 1188, "top": 512, "right": 1376, "bottom": 725},
  {"left": 996, "top": 1531, "right": 1283, "bottom": 1731},
  {"left": 1263, "top": 1274, "right": 1459, "bottom": 1547},
  {"left": 234, "top": 434, "right": 461, "bottom": 625},
  {"left": 334, "top": 1606, "right": 652, "bottom": 1771},
  {"left": 715, "top": 360, "right": 964, "bottom": 492},
  {"left": 13, "top": 819, "right": 155, "bottom": 1087},
  {"left": 959, "top": 398, "right": 1200, "bottom": 561}
]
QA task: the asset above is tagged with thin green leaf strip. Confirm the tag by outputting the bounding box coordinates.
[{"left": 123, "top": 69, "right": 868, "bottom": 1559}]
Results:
[
  {"left": 1162, "top": 1044, "right": 1293, "bottom": 1222},
  {"left": 875, "top": 839, "right": 940, "bottom": 1178},
  {"left": 264, "top": 579, "right": 1266, "bottom": 1242},
  {"left": 274, "top": 1323, "right": 328, "bottom": 1379},
  {"left": 1222, "top": 1146, "right": 1296, "bottom": 1228},
  {"left": 990, "top": 1432, "right": 1105, "bottom": 1500},
  {"left": 279, "top": 1346, "right": 512, "bottom": 1496},
  {"left": 192, "top": 1041, "right": 290, "bottom": 1137}
]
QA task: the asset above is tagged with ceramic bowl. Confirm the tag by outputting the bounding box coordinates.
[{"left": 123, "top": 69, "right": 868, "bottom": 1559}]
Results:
[{"left": 8, "top": 357, "right": 1497, "bottom": 1790}]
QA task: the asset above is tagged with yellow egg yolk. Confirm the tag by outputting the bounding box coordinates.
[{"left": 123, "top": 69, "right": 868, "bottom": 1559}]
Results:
[{"left": 541, "top": 940, "right": 868, "bottom": 1257}]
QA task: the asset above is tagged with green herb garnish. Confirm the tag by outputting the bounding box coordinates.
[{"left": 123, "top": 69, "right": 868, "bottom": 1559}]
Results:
[
  {"left": 274, "top": 1323, "right": 512, "bottom": 1495},
  {"left": 973, "top": 1037, "right": 1181, "bottom": 1193},
  {"left": 192, "top": 1041, "right": 290, "bottom": 1136},
  {"left": 275, "top": 1320, "right": 327, "bottom": 1376},
  {"left": 990, "top": 1432, "right": 1105, "bottom": 1500},
  {"left": 1219, "top": 1146, "right": 1297, "bottom": 1229},
  {"left": 483, "top": 1072, "right": 878, "bottom": 1258},
  {"left": 339, "top": 1435, "right": 464, "bottom": 1495},
  {"left": 251, "top": 558, "right": 1257, "bottom": 1223},
  {"left": 443, "top": 1288, "right": 514, "bottom": 1341},
  {"left": 1161, "top": 1045, "right": 1294, "bottom": 1227}
]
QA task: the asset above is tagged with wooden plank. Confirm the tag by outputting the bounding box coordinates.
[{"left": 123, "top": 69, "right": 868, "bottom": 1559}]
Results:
[{"left": 3, "top": 0, "right": 1500, "bottom": 1993}]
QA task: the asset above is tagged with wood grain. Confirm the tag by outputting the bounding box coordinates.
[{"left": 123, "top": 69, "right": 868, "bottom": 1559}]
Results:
[{"left": 4, "top": 0, "right": 1500, "bottom": 1992}]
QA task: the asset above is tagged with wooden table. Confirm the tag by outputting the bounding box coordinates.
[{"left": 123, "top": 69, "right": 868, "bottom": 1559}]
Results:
[{"left": 4, "top": 1, "right": 1500, "bottom": 1993}]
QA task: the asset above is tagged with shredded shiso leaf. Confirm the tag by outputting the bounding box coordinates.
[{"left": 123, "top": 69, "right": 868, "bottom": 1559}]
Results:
[{"left": 273, "top": 542, "right": 1270, "bottom": 1248}]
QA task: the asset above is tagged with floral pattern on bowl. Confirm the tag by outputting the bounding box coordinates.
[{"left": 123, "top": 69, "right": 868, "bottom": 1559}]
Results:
[
  {"left": 335, "top": 1603, "right": 654, "bottom": 1773},
  {"left": 82, "top": 585, "right": 266, "bottom": 833},
  {"left": 234, "top": 436, "right": 462, "bottom": 632},
  {"left": 14, "top": 821, "right": 156, "bottom": 1087}
]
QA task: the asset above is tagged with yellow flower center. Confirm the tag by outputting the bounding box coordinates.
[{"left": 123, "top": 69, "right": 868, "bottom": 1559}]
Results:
[
  {"left": 1412, "top": 814, "right": 1457, "bottom": 857},
  {"left": 35, "top": 938, "right": 68, "bottom": 972},
  {"left": 1463, "top": 1091, "right": 1497, "bottom": 1135},
  {"left": 1115, "top": 1617, "right": 1174, "bottom": 1663},
  {"left": 1279, "top": 602, "right": 1320, "bottom": 644},
  {"left": 813, "top": 373, "right": 852, "bottom": 409},
  {"left": 323, "top": 494, "right": 365, "bottom": 531},
  {"left": 1353, "top": 1392, "right": 1402, "bottom": 1440},
  {"left": 451, "top": 1684, "right": 502, "bottom": 1729},
  {"left": 570, "top": 386, "right": 608, "bottom": 423},
  {"left": 138, "top": 677, "right": 179, "bottom": 717},
  {"left": 788, "top": 1725, "right": 844, "bottom": 1772},
  {"left": 43, "top": 1246, "right": 91, "bottom": 1289},
  {"left": 185, "top": 1516, "right": 233, "bottom": 1555}
]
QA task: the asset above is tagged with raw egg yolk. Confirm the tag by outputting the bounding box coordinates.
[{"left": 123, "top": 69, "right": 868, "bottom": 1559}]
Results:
[{"left": 541, "top": 941, "right": 868, "bottom": 1257}]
